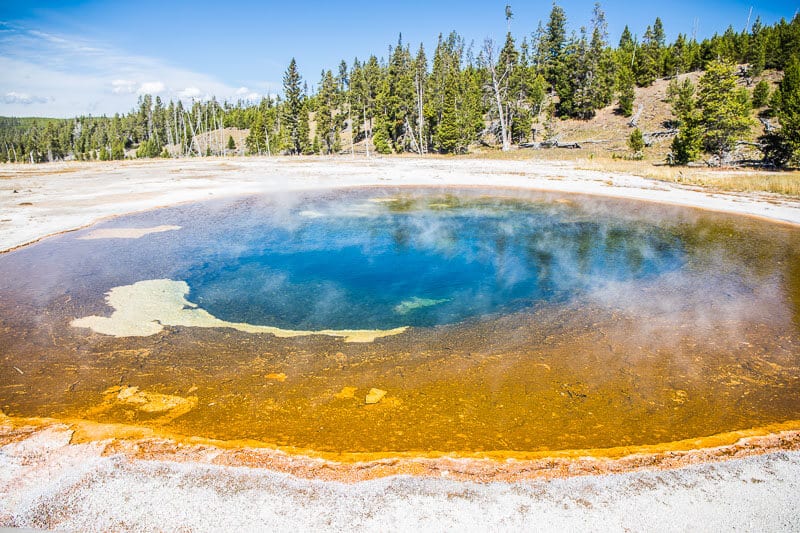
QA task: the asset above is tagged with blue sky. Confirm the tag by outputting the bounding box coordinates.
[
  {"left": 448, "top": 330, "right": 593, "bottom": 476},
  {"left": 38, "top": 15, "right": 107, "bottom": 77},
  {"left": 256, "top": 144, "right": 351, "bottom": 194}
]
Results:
[{"left": 1, "top": 0, "right": 797, "bottom": 117}]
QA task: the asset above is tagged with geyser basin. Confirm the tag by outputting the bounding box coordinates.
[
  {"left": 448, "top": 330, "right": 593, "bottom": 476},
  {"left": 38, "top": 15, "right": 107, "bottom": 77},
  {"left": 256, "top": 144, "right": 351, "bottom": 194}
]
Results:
[{"left": 1, "top": 188, "right": 799, "bottom": 457}]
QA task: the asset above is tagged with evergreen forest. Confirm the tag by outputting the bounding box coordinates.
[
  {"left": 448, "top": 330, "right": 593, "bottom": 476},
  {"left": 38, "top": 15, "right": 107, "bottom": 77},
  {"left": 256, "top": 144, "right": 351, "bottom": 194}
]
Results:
[{"left": 1, "top": 4, "right": 799, "bottom": 167}]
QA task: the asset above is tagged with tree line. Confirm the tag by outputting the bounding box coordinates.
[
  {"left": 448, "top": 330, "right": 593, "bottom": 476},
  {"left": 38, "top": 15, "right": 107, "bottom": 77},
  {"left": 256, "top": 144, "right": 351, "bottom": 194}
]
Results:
[{"left": 1, "top": 3, "right": 799, "bottom": 166}]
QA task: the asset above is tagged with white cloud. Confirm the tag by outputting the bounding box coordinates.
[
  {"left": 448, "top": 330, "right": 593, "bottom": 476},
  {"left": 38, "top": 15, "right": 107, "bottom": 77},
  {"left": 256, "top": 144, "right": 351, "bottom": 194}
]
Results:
[
  {"left": 177, "top": 86, "right": 201, "bottom": 99},
  {"left": 0, "top": 24, "right": 276, "bottom": 117},
  {"left": 137, "top": 81, "right": 165, "bottom": 95},
  {"left": 233, "top": 86, "right": 264, "bottom": 101},
  {"left": 3, "top": 91, "right": 50, "bottom": 104},
  {"left": 111, "top": 79, "right": 136, "bottom": 94}
]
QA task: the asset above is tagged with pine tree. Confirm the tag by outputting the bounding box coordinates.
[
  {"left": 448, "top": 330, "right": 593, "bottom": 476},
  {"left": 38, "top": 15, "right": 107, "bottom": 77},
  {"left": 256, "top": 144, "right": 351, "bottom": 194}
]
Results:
[
  {"left": 349, "top": 59, "right": 367, "bottom": 147},
  {"left": 383, "top": 34, "right": 416, "bottom": 151},
  {"left": 671, "top": 78, "right": 696, "bottom": 120},
  {"left": 544, "top": 2, "right": 568, "bottom": 90},
  {"left": 747, "top": 19, "right": 767, "bottom": 77},
  {"left": 430, "top": 32, "right": 462, "bottom": 153},
  {"left": 697, "top": 59, "right": 754, "bottom": 163},
  {"left": 587, "top": 3, "right": 615, "bottom": 111},
  {"left": 298, "top": 99, "right": 311, "bottom": 154},
  {"left": 111, "top": 139, "right": 125, "bottom": 160},
  {"left": 316, "top": 69, "right": 341, "bottom": 154},
  {"left": 556, "top": 31, "right": 590, "bottom": 118},
  {"left": 246, "top": 112, "right": 265, "bottom": 155},
  {"left": 628, "top": 128, "right": 645, "bottom": 154},
  {"left": 669, "top": 78, "right": 702, "bottom": 164},
  {"left": 508, "top": 39, "right": 534, "bottom": 143},
  {"left": 372, "top": 113, "right": 392, "bottom": 154},
  {"left": 435, "top": 72, "right": 461, "bottom": 153},
  {"left": 670, "top": 119, "right": 703, "bottom": 164},
  {"left": 530, "top": 21, "right": 548, "bottom": 72},
  {"left": 651, "top": 17, "right": 666, "bottom": 75},
  {"left": 635, "top": 28, "right": 656, "bottom": 86},
  {"left": 555, "top": 4, "right": 613, "bottom": 120},
  {"left": 413, "top": 44, "right": 428, "bottom": 153},
  {"left": 774, "top": 55, "right": 800, "bottom": 165},
  {"left": 752, "top": 79, "right": 770, "bottom": 108},
  {"left": 618, "top": 25, "right": 635, "bottom": 60},
  {"left": 617, "top": 64, "right": 635, "bottom": 116},
  {"left": 282, "top": 58, "right": 304, "bottom": 154},
  {"left": 227, "top": 135, "right": 236, "bottom": 151},
  {"left": 636, "top": 18, "right": 665, "bottom": 86}
]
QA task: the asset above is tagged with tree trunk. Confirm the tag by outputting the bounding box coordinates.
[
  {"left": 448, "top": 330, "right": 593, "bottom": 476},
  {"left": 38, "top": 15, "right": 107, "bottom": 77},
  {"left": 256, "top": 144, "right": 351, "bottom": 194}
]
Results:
[
  {"left": 416, "top": 71, "right": 425, "bottom": 154},
  {"left": 405, "top": 117, "right": 421, "bottom": 154},
  {"left": 364, "top": 105, "right": 370, "bottom": 158},
  {"left": 492, "top": 76, "right": 510, "bottom": 151},
  {"left": 483, "top": 40, "right": 510, "bottom": 151},
  {"left": 349, "top": 104, "right": 354, "bottom": 158}
]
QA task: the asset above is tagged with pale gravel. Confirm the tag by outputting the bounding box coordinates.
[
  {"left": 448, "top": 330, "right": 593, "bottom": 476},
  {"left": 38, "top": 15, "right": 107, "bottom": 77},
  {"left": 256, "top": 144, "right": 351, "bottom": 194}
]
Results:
[
  {"left": 2, "top": 156, "right": 799, "bottom": 253},
  {"left": 0, "top": 427, "right": 799, "bottom": 532},
  {"left": 2, "top": 156, "right": 800, "bottom": 531}
]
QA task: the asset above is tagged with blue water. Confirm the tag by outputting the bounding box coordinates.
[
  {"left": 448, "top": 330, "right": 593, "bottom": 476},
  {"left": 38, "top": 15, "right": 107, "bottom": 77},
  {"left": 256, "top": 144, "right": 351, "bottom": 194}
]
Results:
[{"left": 174, "top": 195, "right": 686, "bottom": 330}]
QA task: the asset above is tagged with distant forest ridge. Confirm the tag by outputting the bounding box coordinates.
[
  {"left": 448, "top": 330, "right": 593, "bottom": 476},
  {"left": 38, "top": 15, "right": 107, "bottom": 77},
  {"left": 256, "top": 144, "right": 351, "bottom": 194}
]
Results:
[{"left": 1, "top": 4, "right": 799, "bottom": 167}]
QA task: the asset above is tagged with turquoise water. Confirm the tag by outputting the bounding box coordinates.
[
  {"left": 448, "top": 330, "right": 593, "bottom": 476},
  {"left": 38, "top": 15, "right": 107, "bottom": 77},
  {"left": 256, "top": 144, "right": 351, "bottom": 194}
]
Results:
[
  {"left": 0, "top": 190, "right": 691, "bottom": 331},
  {"left": 176, "top": 195, "right": 685, "bottom": 330}
]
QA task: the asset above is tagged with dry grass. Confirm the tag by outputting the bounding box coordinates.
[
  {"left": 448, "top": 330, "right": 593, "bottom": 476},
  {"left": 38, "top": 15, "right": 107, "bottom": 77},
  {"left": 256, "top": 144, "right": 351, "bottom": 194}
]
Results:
[
  {"left": 575, "top": 157, "right": 800, "bottom": 197},
  {"left": 456, "top": 149, "right": 800, "bottom": 197},
  {"left": 663, "top": 171, "right": 800, "bottom": 197}
]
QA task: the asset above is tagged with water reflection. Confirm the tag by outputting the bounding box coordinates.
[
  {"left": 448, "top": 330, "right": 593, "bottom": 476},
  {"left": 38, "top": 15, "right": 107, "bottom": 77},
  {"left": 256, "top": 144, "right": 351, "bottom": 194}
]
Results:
[{"left": 175, "top": 196, "right": 686, "bottom": 330}]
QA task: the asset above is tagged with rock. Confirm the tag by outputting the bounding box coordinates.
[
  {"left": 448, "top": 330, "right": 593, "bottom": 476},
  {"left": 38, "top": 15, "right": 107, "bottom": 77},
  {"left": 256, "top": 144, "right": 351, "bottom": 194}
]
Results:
[
  {"left": 671, "top": 389, "right": 688, "bottom": 404},
  {"left": 365, "top": 388, "right": 387, "bottom": 404},
  {"left": 334, "top": 386, "right": 357, "bottom": 399},
  {"left": 92, "top": 386, "right": 198, "bottom": 422}
]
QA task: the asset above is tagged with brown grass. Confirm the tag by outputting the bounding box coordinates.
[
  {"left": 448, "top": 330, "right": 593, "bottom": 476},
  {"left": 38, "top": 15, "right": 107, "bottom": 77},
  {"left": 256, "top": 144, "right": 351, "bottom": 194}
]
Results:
[
  {"left": 576, "top": 157, "right": 800, "bottom": 197},
  {"left": 455, "top": 148, "right": 800, "bottom": 197},
  {"left": 663, "top": 171, "right": 800, "bottom": 197}
]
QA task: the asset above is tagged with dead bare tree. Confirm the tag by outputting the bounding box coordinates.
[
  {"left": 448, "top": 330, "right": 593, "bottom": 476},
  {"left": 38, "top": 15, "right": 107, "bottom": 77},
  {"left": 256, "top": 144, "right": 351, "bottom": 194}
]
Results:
[
  {"left": 363, "top": 103, "right": 370, "bottom": 158},
  {"left": 628, "top": 104, "right": 644, "bottom": 127},
  {"left": 480, "top": 39, "right": 511, "bottom": 151},
  {"left": 415, "top": 67, "right": 425, "bottom": 154}
]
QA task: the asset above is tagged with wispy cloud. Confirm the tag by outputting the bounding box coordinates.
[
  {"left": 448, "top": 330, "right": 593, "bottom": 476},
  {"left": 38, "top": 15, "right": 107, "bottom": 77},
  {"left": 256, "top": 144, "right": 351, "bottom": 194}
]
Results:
[
  {"left": 177, "top": 86, "right": 202, "bottom": 99},
  {"left": 111, "top": 79, "right": 136, "bottom": 95},
  {"left": 137, "top": 81, "right": 166, "bottom": 95},
  {"left": 236, "top": 86, "right": 263, "bottom": 102},
  {"left": 0, "top": 22, "right": 277, "bottom": 117},
  {"left": 2, "top": 91, "right": 51, "bottom": 105}
]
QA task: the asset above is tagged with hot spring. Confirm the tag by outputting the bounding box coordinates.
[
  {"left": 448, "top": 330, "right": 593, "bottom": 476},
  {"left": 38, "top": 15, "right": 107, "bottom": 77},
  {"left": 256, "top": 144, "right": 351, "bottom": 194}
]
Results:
[{"left": 1, "top": 188, "right": 799, "bottom": 456}]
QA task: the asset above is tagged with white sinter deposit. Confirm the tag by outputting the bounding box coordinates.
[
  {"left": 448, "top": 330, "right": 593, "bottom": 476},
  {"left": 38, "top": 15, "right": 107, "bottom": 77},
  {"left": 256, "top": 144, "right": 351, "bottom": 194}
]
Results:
[{"left": 71, "top": 278, "right": 407, "bottom": 342}]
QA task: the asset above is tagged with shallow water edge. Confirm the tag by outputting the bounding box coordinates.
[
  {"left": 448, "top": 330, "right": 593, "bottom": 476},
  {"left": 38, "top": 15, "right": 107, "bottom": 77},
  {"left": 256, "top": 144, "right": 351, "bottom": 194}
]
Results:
[
  {"left": 1, "top": 185, "right": 796, "bottom": 472},
  {"left": 2, "top": 412, "right": 800, "bottom": 482}
]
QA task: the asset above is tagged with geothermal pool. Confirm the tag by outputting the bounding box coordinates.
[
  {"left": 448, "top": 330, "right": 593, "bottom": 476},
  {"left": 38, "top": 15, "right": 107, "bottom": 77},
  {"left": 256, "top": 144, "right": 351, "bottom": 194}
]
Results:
[{"left": 1, "top": 188, "right": 799, "bottom": 456}]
